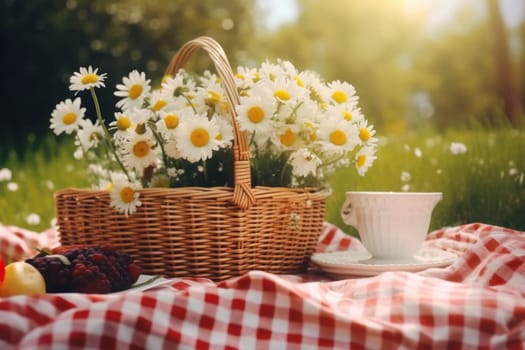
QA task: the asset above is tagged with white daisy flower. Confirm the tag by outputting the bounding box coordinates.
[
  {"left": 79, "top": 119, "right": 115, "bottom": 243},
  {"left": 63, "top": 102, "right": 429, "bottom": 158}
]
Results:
[
  {"left": 114, "top": 70, "right": 151, "bottom": 110},
  {"left": 156, "top": 111, "right": 181, "bottom": 139},
  {"left": 164, "top": 140, "right": 181, "bottom": 158},
  {"left": 236, "top": 94, "right": 276, "bottom": 134},
  {"left": 355, "top": 146, "right": 377, "bottom": 176},
  {"left": 258, "top": 60, "right": 286, "bottom": 81},
  {"left": 175, "top": 115, "right": 222, "bottom": 162},
  {"left": 128, "top": 108, "right": 153, "bottom": 126},
  {"left": 26, "top": 213, "right": 41, "bottom": 226},
  {"left": 297, "top": 70, "right": 323, "bottom": 91},
  {"left": 267, "top": 76, "right": 309, "bottom": 104},
  {"left": 69, "top": 66, "right": 107, "bottom": 92},
  {"left": 357, "top": 120, "right": 377, "bottom": 145},
  {"left": 273, "top": 125, "right": 301, "bottom": 151},
  {"left": 148, "top": 89, "right": 173, "bottom": 113},
  {"left": 213, "top": 116, "right": 234, "bottom": 147},
  {"left": 123, "top": 133, "right": 158, "bottom": 171},
  {"left": 50, "top": 97, "right": 86, "bottom": 135},
  {"left": 401, "top": 171, "right": 412, "bottom": 182},
  {"left": 76, "top": 118, "right": 104, "bottom": 151},
  {"left": 0, "top": 168, "right": 12, "bottom": 182},
  {"left": 450, "top": 142, "right": 467, "bottom": 155},
  {"left": 328, "top": 80, "right": 359, "bottom": 107},
  {"left": 111, "top": 108, "right": 152, "bottom": 138},
  {"left": 7, "top": 182, "right": 18, "bottom": 192},
  {"left": 288, "top": 148, "right": 321, "bottom": 177},
  {"left": 109, "top": 174, "right": 142, "bottom": 216},
  {"left": 110, "top": 112, "right": 134, "bottom": 141},
  {"left": 317, "top": 117, "right": 359, "bottom": 154},
  {"left": 234, "top": 66, "right": 259, "bottom": 90},
  {"left": 326, "top": 104, "right": 364, "bottom": 124},
  {"left": 195, "top": 79, "right": 230, "bottom": 117},
  {"left": 161, "top": 70, "right": 196, "bottom": 97}
]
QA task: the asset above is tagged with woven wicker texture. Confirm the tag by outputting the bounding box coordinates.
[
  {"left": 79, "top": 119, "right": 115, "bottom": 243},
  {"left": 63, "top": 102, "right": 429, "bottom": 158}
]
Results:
[{"left": 55, "top": 36, "right": 328, "bottom": 280}]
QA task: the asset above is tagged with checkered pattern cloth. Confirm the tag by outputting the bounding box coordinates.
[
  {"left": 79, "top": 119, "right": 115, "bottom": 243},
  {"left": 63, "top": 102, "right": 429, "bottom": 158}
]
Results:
[{"left": 1, "top": 222, "right": 524, "bottom": 349}]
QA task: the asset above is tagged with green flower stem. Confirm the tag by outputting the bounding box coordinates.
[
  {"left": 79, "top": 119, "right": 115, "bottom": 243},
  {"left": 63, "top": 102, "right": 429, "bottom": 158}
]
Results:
[
  {"left": 89, "top": 87, "right": 131, "bottom": 181},
  {"left": 148, "top": 121, "right": 169, "bottom": 170},
  {"left": 318, "top": 153, "right": 345, "bottom": 169},
  {"left": 201, "top": 160, "right": 208, "bottom": 184},
  {"left": 287, "top": 101, "right": 304, "bottom": 124},
  {"left": 280, "top": 152, "right": 291, "bottom": 186}
]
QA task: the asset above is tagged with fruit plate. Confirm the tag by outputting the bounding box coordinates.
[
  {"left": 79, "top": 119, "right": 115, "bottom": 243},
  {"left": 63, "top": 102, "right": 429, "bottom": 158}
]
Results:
[{"left": 114, "top": 275, "right": 169, "bottom": 293}]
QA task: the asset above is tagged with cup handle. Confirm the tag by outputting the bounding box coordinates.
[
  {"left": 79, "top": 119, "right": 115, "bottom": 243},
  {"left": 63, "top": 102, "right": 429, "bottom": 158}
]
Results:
[{"left": 340, "top": 196, "right": 356, "bottom": 226}]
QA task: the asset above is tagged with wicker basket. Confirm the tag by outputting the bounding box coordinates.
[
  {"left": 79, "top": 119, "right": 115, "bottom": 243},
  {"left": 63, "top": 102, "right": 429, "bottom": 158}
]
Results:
[{"left": 55, "top": 36, "right": 328, "bottom": 280}]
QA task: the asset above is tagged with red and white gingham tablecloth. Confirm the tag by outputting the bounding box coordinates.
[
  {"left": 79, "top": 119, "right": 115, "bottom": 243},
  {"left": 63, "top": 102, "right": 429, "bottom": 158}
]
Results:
[{"left": 0, "top": 222, "right": 524, "bottom": 349}]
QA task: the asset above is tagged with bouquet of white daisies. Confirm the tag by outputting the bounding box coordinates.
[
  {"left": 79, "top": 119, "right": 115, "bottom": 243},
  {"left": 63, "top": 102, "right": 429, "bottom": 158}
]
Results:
[{"left": 50, "top": 60, "right": 377, "bottom": 215}]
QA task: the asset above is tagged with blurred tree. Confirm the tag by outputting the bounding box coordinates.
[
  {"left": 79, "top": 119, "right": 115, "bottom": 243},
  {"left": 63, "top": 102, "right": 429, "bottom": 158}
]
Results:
[
  {"left": 486, "top": 0, "right": 523, "bottom": 126},
  {"left": 0, "top": 0, "right": 256, "bottom": 159},
  {"left": 252, "top": 0, "right": 425, "bottom": 133},
  {"left": 254, "top": 0, "right": 524, "bottom": 132},
  {"left": 412, "top": 11, "right": 499, "bottom": 129},
  {"left": 412, "top": 3, "right": 524, "bottom": 130}
]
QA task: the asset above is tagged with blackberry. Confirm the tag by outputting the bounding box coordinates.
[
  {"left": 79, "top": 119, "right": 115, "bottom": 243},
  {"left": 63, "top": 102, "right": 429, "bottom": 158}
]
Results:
[
  {"left": 26, "top": 245, "right": 141, "bottom": 294},
  {"left": 25, "top": 255, "right": 71, "bottom": 293}
]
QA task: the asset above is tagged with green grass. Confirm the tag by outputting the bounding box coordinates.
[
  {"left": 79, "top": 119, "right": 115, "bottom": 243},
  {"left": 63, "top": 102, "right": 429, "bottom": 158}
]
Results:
[
  {"left": 326, "top": 129, "right": 525, "bottom": 235},
  {"left": 0, "top": 136, "right": 89, "bottom": 232},
  {"left": 1, "top": 129, "right": 524, "bottom": 234}
]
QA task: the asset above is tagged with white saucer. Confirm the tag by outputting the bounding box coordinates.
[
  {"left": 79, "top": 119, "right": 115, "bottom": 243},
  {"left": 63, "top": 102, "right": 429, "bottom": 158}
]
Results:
[{"left": 311, "top": 248, "right": 457, "bottom": 278}]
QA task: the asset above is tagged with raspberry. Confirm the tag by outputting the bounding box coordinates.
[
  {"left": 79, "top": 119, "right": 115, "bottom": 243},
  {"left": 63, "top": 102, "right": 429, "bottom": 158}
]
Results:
[{"left": 26, "top": 245, "right": 141, "bottom": 294}]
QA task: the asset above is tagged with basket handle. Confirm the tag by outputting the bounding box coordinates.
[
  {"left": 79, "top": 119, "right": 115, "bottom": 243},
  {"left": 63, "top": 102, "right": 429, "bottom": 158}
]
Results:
[{"left": 164, "top": 36, "right": 255, "bottom": 209}]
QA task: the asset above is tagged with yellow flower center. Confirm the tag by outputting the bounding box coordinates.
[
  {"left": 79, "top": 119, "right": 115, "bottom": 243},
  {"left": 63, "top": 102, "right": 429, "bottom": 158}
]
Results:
[
  {"left": 357, "top": 155, "right": 366, "bottom": 168},
  {"left": 247, "top": 106, "right": 265, "bottom": 124},
  {"left": 116, "top": 116, "right": 131, "bottom": 130},
  {"left": 129, "top": 84, "right": 143, "bottom": 100},
  {"left": 359, "top": 127, "right": 371, "bottom": 142},
  {"left": 81, "top": 74, "right": 99, "bottom": 85},
  {"left": 332, "top": 90, "right": 347, "bottom": 104},
  {"left": 190, "top": 128, "right": 210, "bottom": 147},
  {"left": 294, "top": 76, "right": 304, "bottom": 87},
  {"left": 63, "top": 112, "right": 77, "bottom": 125},
  {"left": 208, "top": 90, "right": 221, "bottom": 104},
  {"left": 105, "top": 183, "right": 113, "bottom": 191},
  {"left": 152, "top": 99, "right": 167, "bottom": 112},
  {"left": 274, "top": 89, "right": 291, "bottom": 101},
  {"left": 135, "top": 123, "right": 147, "bottom": 135},
  {"left": 164, "top": 114, "right": 179, "bottom": 129},
  {"left": 133, "top": 140, "right": 150, "bottom": 158},
  {"left": 235, "top": 73, "right": 245, "bottom": 80},
  {"left": 216, "top": 133, "right": 223, "bottom": 141},
  {"left": 279, "top": 129, "right": 297, "bottom": 147},
  {"left": 120, "top": 187, "right": 135, "bottom": 203},
  {"left": 343, "top": 111, "right": 353, "bottom": 121},
  {"left": 330, "top": 130, "right": 347, "bottom": 146},
  {"left": 161, "top": 74, "right": 171, "bottom": 84},
  {"left": 89, "top": 132, "right": 100, "bottom": 142}
]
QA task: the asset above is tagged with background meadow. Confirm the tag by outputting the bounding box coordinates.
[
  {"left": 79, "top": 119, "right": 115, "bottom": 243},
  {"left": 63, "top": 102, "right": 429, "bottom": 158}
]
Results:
[
  {"left": 1, "top": 128, "right": 523, "bottom": 234},
  {"left": 1, "top": 0, "right": 524, "bottom": 235}
]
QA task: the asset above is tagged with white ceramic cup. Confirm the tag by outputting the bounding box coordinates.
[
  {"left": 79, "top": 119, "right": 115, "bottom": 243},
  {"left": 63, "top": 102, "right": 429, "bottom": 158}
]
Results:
[{"left": 340, "top": 191, "right": 442, "bottom": 260}]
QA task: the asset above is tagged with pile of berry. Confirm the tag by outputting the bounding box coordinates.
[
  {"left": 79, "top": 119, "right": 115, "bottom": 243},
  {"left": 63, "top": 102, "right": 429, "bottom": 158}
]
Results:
[{"left": 26, "top": 245, "right": 141, "bottom": 294}]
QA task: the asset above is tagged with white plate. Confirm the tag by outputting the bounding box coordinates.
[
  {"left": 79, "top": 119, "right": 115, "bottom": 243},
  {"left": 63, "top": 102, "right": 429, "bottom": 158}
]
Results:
[
  {"left": 114, "top": 275, "right": 169, "bottom": 293},
  {"left": 311, "top": 248, "right": 457, "bottom": 278}
]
